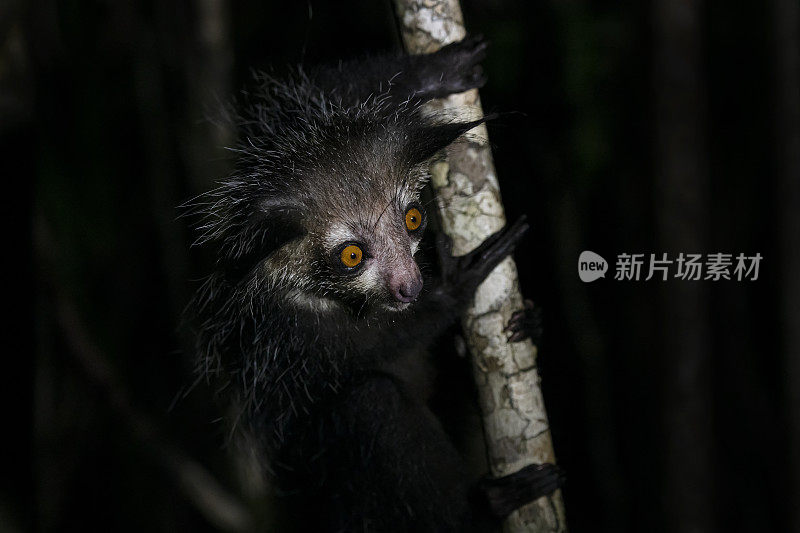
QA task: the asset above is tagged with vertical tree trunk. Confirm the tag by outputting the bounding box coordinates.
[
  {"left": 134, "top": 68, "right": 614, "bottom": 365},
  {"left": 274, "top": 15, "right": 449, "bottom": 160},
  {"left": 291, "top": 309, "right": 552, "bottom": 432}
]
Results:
[
  {"left": 653, "top": 1, "right": 714, "bottom": 532},
  {"left": 392, "top": 2, "right": 566, "bottom": 531},
  {"left": 771, "top": 0, "right": 800, "bottom": 530}
]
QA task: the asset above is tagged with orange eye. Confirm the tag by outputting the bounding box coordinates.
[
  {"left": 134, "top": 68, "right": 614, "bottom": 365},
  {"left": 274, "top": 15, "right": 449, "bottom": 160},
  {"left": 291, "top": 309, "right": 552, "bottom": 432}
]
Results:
[
  {"left": 405, "top": 207, "right": 423, "bottom": 231},
  {"left": 340, "top": 244, "right": 363, "bottom": 268}
]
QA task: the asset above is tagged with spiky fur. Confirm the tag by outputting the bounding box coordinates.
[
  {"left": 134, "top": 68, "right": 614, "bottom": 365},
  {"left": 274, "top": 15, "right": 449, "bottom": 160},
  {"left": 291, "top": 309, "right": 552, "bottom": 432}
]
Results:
[{"left": 186, "top": 37, "right": 547, "bottom": 532}]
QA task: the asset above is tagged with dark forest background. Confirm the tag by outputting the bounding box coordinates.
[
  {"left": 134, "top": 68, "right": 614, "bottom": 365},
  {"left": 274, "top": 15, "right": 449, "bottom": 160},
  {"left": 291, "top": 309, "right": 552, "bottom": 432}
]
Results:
[{"left": 5, "top": 0, "right": 799, "bottom": 531}]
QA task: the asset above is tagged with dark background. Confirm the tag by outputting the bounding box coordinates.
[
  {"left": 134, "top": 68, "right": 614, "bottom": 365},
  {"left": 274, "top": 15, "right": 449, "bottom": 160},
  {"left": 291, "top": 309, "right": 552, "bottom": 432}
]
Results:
[{"left": 5, "top": 0, "right": 799, "bottom": 531}]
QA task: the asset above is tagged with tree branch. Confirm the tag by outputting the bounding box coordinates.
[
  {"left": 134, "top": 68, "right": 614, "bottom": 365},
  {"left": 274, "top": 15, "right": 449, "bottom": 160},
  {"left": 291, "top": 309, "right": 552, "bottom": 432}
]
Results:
[{"left": 392, "top": 2, "right": 567, "bottom": 531}]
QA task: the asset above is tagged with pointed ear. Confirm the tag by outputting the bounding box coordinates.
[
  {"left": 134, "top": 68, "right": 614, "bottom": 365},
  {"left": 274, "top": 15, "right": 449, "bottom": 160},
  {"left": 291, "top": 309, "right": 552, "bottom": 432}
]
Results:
[
  {"left": 249, "top": 193, "right": 306, "bottom": 254},
  {"left": 222, "top": 195, "right": 306, "bottom": 281},
  {"left": 407, "top": 114, "right": 496, "bottom": 163}
]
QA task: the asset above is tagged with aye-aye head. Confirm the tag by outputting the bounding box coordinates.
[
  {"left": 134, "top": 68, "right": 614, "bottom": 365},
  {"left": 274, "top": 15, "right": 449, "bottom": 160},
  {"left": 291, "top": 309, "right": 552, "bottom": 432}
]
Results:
[{"left": 194, "top": 99, "right": 485, "bottom": 317}]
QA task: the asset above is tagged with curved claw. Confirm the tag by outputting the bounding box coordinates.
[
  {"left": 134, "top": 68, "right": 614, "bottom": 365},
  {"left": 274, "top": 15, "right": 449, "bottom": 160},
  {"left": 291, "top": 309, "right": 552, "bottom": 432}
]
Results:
[
  {"left": 436, "top": 216, "right": 529, "bottom": 304},
  {"left": 480, "top": 462, "right": 565, "bottom": 519},
  {"left": 505, "top": 299, "right": 543, "bottom": 344},
  {"left": 419, "top": 35, "right": 491, "bottom": 98},
  {"left": 467, "top": 215, "right": 529, "bottom": 271}
]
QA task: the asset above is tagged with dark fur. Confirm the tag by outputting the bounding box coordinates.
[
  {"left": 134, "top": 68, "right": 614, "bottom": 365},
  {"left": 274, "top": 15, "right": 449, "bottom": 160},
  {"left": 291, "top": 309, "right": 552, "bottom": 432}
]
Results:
[{"left": 188, "top": 37, "right": 556, "bottom": 532}]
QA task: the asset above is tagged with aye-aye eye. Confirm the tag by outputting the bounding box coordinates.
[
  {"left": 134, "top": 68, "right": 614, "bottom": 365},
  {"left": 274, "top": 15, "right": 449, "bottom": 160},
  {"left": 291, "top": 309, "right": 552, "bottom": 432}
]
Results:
[
  {"left": 339, "top": 243, "right": 364, "bottom": 269},
  {"left": 405, "top": 206, "right": 424, "bottom": 232}
]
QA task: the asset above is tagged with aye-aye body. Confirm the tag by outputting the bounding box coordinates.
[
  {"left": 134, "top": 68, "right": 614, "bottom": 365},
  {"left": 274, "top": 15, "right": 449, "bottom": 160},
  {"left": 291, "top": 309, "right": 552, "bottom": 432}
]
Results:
[{"left": 189, "top": 36, "right": 561, "bottom": 532}]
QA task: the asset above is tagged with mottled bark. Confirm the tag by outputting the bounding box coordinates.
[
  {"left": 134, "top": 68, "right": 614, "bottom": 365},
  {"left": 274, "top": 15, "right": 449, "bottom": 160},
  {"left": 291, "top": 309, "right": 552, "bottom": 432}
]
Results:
[
  {"left": 392, "top": 1, "right": 566, "bottom": 531},
  {"left": 771, "top": 0, "right": 800, "bottom": 530},
  {"left": 653, "top": 1, "right": 714, "bottom": 532}
]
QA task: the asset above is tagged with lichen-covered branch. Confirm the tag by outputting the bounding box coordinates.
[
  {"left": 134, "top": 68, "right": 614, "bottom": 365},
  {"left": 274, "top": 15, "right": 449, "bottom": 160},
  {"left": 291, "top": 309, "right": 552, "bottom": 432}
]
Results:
[{"left": 392, "top": 1, "right": 567, "bottom": 531}]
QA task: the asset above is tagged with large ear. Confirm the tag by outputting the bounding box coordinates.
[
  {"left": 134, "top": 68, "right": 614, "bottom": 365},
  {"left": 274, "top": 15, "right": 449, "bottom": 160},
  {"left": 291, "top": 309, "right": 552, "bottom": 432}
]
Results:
[
  {"left": 406, "top": 114, "right": 496, "bottom": 163},
  {"left": 222, "top": 195, "right": 306, "bottom": 282}
]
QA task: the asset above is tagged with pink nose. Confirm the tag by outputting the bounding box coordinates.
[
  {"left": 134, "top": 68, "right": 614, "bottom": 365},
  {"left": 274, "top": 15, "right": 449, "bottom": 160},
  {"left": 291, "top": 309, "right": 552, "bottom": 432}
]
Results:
[
  {"left": 391, "top": 276, "right": 423, "bottom": 303},
  {"left": 387, "top": 263, "right": 423, "bottom": 303}
]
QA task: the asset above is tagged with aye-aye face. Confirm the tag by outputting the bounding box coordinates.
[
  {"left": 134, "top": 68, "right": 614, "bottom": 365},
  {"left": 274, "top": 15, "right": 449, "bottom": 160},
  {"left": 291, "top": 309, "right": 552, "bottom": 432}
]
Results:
[{"left": 263, "top": 161, "right": 431, "bottom": 315}]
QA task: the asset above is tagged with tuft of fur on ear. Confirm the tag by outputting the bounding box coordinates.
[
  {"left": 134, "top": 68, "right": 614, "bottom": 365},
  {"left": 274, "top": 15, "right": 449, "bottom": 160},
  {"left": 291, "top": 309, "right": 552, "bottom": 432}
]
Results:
[
  {"left": 406, "top": 114, "right": 497, "bottom": 163},
  {"left": 182, "top": 183, "right": 307, "bottom": 283},
  {"left": 221, "top": 205, "right": 305, "bottom": 282}
]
